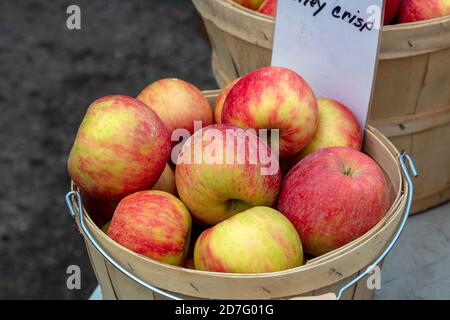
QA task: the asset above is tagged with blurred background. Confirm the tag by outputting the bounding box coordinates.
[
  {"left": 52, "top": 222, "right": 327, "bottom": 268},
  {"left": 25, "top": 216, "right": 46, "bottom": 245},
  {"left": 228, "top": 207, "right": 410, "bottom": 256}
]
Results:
[{"left": 0, "top": 0, "right": 216, "bottom": 299}]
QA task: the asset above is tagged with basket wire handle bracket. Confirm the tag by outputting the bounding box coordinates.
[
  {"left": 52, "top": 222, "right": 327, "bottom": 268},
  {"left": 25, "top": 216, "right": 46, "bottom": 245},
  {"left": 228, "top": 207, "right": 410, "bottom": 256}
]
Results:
[
  {"left": 336, "top": 152, "right": 418, "bottom": 300},
  {"left": 65, "top": 191, "right": 183, "bottom": 300},
  {"left": 66, "top": 152, "right": 417, "bottom": 301}
]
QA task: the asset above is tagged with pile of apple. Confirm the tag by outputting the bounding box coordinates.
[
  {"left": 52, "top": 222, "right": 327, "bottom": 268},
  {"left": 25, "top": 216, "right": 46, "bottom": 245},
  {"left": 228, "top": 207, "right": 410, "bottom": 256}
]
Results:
[
  {"left": 237, "top": 0, "right": 450, "bottom": 25},
  {"left": 68, "top": 66, "right": 391, "bottom": 274}
]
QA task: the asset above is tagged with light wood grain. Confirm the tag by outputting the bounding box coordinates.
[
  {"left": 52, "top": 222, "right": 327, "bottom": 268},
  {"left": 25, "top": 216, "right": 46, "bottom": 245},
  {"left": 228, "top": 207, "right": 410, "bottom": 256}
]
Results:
[{"left": 84, "top": 240, "right": 118, "bottom": 300}]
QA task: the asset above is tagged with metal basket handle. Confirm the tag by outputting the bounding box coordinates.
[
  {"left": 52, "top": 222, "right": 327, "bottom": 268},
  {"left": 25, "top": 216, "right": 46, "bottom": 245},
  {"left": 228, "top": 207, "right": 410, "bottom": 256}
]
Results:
[
  {"left": 335, "top": 152, "right": 417, "bottom": 299},
  {"left": 66, "top": 190, "right": 183, "bottom": 300},
  {"left": 66, "top": 153, "right": 417, "bottom": 300}
]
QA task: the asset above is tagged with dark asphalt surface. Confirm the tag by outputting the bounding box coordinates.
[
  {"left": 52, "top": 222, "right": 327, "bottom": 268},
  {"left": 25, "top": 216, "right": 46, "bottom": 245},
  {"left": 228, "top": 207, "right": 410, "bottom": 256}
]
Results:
[{"left": 0, "top": 0, "right": 216, "bottom": 299}]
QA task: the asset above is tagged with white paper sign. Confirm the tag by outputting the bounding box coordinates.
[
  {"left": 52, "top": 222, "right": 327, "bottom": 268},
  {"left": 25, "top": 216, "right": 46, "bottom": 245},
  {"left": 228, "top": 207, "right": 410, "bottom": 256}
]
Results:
[{"left": 272, "top": 0, "right": 384, "bottom": 128}]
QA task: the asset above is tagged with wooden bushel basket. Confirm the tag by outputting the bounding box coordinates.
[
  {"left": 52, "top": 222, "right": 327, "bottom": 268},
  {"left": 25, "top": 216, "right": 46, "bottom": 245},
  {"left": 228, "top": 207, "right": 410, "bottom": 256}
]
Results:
[
  {"left": 192, "top": 0, "right": 450, "bottom": 214},
  {"left": 66, "top": 90, "right": 417, "bottom": 300}
]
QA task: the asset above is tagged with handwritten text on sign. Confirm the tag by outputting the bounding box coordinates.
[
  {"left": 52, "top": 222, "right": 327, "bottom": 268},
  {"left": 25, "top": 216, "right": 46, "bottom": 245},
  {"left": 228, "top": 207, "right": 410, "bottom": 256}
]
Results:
[{"left": 272, "top": 0, "right": 384, "bottom": 128}]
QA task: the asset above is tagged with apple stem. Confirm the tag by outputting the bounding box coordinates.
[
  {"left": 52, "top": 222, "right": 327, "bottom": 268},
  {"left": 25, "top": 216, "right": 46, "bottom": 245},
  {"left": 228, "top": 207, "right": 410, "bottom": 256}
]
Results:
[{"left": 342, "top": 166, "right": 353, "bottom": 176}]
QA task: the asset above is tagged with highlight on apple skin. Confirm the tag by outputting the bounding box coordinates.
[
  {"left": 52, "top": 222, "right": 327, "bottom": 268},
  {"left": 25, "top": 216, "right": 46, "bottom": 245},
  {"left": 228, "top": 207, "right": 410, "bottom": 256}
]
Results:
[
  {"left": 67, "top": 95, "right": 171, "bottom": 200},
  {"left": 258, "top": 0, "right": 277, "bottom": 17},
  {"left": 107, "top": 190, "right": 192, "bottom": 266},
  {"left": 295, "top": 99, "right": 362, "bottom": 161},
  {"left": 233, "top": 0, "right": 266, "bottom": 10},
  {"left": 214, "top": 78, "right": 241, "bottom": 124},
  {"left": 277, "top": 147, "right": 391, "bottom": 256},
  {"left": 175, "top": 124, "right": 281, "bottom": 225},
  {"left": 221, "top": 66, "right": 318, "bottom": 159},
  {"left": 398, "top": 0, "right": 450, "bottom": 23},
  {"left": 194, "top": 206, "right": 303, "bottom": 273},
  {"left": 137, "top": 78, "right": 213, "bottom": 136}
]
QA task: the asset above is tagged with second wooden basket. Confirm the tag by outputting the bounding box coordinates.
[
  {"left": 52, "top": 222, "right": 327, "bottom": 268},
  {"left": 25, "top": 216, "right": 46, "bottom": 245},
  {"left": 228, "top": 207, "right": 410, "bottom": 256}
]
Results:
[{"left": 192, "top": 0, "right": 450, "bottom": 214}]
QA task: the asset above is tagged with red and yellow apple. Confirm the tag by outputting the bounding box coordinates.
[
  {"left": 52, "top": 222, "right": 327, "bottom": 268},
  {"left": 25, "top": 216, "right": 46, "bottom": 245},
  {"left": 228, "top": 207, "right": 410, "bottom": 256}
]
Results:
[
  {"left": 107, "top": 190, "right": 192, "bottom": 266},
  {"left": 175, "top": 124, "right": 281, "bottom": 225},
  {"left": 152, "top": 163, "right": 176, "bottom": 195},
  {"left": 214, "top": 78, "right": 241, "bottom": 124},
  {"left": 277, "top": 147, "right": 390, "bottom": 256},
  {"left": 233, "top": 0, "right": 266, "bottom": 10},
  {"left": 194, "top": 206, "right": 303, "bottom": 273},
  {"left": 68, "top": 95, "right": 171, "bottom": 200},
  {"left": 296, "top": 99, "right": 362, "bottom": 161},
  {"left": 137, "top": 78, "right": 212, "bottom": 137},
  {"left": 221, "top": 66, "right": 318, "bottom": 158},
  {"left": 81, "top": 163, "right": 177, "bottom": 227},
  {"left": 399, "top": 0, "right": 450, "bottom": 23},
  {"left": 258, "top": 0, "right": 277, "bottom": 17}
]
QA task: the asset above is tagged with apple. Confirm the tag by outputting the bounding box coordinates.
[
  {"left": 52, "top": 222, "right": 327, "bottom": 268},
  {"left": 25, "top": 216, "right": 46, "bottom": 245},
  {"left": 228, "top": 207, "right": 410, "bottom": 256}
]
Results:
[
  {"left": 384, "top": 0, "right": 402, "bottom": 25},
  {"left": 194, "top": 206, "right": 303, "bottom": 273},
  {"left": 81, "top": 164, "right": 177, "bottom": 228},
  {"left": 68, "top": 95, "right": 171, "bottom": 200},
  {"left": 107, "top": 190, "right": 192, "bottom": 266},
  {"left": 152, "top": 163, "right": 176, "bottom": 195},
  {"left": 221, "top": 66, "right": 318, "bottom": 159},
  {"left": 295, "top": 99, "right": 362, "bottom": 161},
  {"left": 137, "top": 78, "right": 213, "bottom": 137},
  {"left": 233, "top": 0, "right": 266, "bottom": 10},
  {"left": 175, "top": 124, "right": 281, "bottom": 225},
  {"left": 277, "top": 147, "right": 390, "bottom": 256},
  {"left": 258, "top": 0, "right": 277, "bottom": 17},
  {"left": 398, "top": 0, "right": 450, "bottom": 23},
  {"left": 214, "top": 78, "right": 241, "bottom": 124}
]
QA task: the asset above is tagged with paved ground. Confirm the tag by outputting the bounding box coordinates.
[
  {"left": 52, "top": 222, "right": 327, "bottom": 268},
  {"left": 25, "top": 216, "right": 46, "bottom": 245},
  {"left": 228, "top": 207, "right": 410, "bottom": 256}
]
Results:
[
  {"left": 0, "top": 0, "right": 216, "bottom": 299},
  {"left": 375, "top": 201, "right": 450, "bottom": 300}
]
